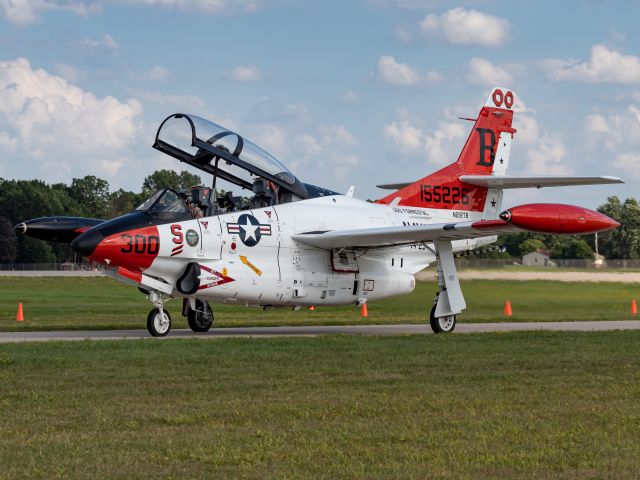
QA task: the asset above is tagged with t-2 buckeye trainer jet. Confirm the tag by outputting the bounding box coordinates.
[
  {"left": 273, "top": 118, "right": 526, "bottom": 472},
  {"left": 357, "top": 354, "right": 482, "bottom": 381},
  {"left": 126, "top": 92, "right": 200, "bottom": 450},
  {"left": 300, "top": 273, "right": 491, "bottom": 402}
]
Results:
[{"left": 15, "top": 87, "right": 622, "bottom": 336}]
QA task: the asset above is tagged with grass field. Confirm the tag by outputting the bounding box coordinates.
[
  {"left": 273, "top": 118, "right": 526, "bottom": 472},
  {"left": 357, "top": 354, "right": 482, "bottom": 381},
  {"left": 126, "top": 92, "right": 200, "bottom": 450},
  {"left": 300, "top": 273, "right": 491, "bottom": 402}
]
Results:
[
  {"left": 1, "top": 332, "right": 639, "bottom": 478},
  {"left": 1, "top": 277, "right": 639, "bottom": 331}
]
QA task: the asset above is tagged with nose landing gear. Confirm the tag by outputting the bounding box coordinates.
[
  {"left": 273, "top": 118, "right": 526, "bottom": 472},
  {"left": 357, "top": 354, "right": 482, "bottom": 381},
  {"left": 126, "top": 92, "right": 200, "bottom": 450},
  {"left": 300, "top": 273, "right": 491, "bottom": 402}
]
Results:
[{"left": 146, "top": 291, "right": 172, "bottom": 337}]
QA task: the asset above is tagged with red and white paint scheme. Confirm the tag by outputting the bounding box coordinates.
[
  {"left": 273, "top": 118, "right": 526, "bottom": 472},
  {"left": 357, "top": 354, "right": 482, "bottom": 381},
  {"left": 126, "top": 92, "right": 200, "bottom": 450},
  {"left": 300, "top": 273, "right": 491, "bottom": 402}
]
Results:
[{"left": 16, "top": 87, "right": 622, "bottom": 336}]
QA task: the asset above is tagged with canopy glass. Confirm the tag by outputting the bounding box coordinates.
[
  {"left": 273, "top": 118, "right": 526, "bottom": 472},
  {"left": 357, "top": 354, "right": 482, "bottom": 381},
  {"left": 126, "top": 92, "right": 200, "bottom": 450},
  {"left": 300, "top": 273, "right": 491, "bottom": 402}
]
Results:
[{"left": 153, "top": 114, "right": 304, "bottom": 196}]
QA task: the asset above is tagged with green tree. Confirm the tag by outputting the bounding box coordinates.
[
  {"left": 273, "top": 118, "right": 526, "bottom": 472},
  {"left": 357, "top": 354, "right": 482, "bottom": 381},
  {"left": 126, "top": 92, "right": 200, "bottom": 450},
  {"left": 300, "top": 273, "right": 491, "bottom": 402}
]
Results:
[
  {"left": 551, "top": 237, "right": 595, "bottom": 260},
  {"left": 107, "top": 189, "right": 144, "bottom": 218},
  {"left": 17, "top": 237, "right": 57, "bottom": 263},
  {"left": 498, "top": 232, "right": 547, "bottom": 257},
  {"left": 594, "top": 196, "right": 640, "bottom": 259},
  {"left": 519, "top": 238, "right": 546, "bottom": 256},
  {"left": 142, "top": 170, "right": 201, "bottom": 194},
  {"left": 67, "top": 176, "right": 110, "bottom": 218},
  {"left": 0, "top": 216, "right": 17, "bottom": 263}
]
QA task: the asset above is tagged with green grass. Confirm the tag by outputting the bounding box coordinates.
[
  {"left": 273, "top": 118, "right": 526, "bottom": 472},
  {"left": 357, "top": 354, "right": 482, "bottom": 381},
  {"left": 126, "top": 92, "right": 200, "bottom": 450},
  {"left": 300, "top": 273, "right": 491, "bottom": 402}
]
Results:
[
  {"left": 0, "top": 332, "right": 639, "bottom": 478},
  {"left": 1, "top": 277, "right": 639, "bottom": 331}
]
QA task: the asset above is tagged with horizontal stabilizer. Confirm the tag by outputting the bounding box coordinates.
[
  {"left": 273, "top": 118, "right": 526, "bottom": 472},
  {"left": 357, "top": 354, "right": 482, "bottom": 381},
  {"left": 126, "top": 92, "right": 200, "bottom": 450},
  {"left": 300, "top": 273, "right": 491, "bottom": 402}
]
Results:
[
  {"left": 378, "top": 176, "right": 623, "bottom": 191},
  {"left": 376, "top": 182, "right": 411, "bottom": 190},
  {"left": 459, "top": 175, "right": 623, "bottom": 189}
]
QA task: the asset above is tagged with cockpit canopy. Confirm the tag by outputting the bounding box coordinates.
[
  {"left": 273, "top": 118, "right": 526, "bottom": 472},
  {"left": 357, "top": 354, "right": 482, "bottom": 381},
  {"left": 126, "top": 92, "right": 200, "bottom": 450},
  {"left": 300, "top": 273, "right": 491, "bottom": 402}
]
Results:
[
  {"left": 135, "top": 188, "right": 188, "bottom": 214},
  {"left": 153, "top": 114, "right": 308, "bottom": 199}
]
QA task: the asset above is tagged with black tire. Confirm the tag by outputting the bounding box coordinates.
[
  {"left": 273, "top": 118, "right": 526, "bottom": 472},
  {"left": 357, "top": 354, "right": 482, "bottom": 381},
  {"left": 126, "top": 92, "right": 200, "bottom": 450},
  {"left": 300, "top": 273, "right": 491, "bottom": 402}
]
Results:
[
  {"left": 147, "top": 308, "right": 171, "bottom": 337},
  {"left": 429, "top": 304, "right": 456, "bottom": 334},
  {"left": 187, "top": 300, "right": 213, "bottom": 332}
]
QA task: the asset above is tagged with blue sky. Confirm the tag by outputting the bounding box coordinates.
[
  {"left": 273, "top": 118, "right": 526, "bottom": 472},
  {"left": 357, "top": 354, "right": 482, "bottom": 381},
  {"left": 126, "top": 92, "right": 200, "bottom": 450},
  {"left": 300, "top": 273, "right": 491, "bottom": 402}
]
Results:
[{"left": 0, "top": 0, "right": 639, "bottom": 208}]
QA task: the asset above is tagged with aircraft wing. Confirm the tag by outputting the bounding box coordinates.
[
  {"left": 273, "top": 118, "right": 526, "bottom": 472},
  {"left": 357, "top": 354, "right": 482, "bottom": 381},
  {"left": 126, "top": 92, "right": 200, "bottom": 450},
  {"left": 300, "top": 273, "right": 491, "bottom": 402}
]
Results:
[
  {"left": 292, "top": 203, "right": 619, "bottom": 249},
  {"left": 292, "top": 219, "right": 515, "bottom": 249},
  {"left": 458, "top": 175, "right": 623, "bottom": 189},
  {"left": 377, "top": 175, "right": 623, "bottom": 190}
]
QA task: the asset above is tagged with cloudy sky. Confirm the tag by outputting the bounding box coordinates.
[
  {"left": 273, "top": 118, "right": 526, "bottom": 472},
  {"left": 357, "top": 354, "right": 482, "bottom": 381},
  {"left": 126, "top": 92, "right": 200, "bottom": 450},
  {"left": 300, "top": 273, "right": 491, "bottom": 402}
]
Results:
[{"left": 0, "top": 0, "right": 638, "bottom": 208}]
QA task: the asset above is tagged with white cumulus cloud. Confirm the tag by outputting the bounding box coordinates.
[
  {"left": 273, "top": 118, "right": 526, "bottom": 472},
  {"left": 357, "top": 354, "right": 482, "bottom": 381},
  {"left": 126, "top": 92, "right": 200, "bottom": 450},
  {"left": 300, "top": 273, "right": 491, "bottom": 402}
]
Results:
[
  {"left": 376, "top": 55, "right": 442, "bottom": 86},
  {"left": 0, "top": 58, "right": 142, "bottom": 179},
  {"left": 419, "top": 7, "right": 510, "bottom": 47},
  {"left": 80, "top": 33, "right": 118, "bottom": 50},
  {"left": 582, "top": 105, "right": 640, "bottom": 179},
  {"left": 423, "top": 121, "right": 466, "bottom": 164},
  {"left": 229, "top": 64, "right": 261, "bottom": 82},
  {"left": 0, "top": 0, "right": 265, "bottom": 24},
  {"left": 545, "top": 45, "right": 640, "bottom": 84},
  {"left": 384, "top": 120, "right": 424, "bottom": 153},
  {"left": 143, "top": 65, "right": 169, "bottom": 81},
  {"left": 384, "top": 116, "right": 466, "bottom": 164},
  {"left": 318, "top": 124, "right": 357, "bottom": 146},
  {"left": 526, "top": 134, "right": 569, "bottom": 175},
  {"left": 341, "top": 90, "right": 360, "bottom": 104},
  {"left": 121, "top": 0, "right": 265, "bottom": 15},
  {"left": 466, "top": 58, "right": 513, "bottom": 87},
  {"left": 0, "top": 0, "right": 100, "bottom": 25}
]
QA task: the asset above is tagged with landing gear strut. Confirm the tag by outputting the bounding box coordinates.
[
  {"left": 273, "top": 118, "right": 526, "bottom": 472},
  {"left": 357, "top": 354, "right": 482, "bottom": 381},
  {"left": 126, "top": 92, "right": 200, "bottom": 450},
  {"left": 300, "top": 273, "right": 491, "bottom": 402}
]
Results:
[
  {"left": 146, "top": 291, "right": 172, "bottom": 337},
  {"left": 429, "top": 239, "right": 465, "bottom": 334},
  {"left": 187, "top": 300, "right": 213, "bottom": 332}
]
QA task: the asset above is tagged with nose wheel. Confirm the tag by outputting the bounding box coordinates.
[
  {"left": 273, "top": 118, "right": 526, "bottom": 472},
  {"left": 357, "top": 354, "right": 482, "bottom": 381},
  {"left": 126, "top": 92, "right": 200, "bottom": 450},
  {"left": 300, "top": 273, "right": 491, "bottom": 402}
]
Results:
[{"left": 147, "top": 307, "right": 172, "bottom": 337}]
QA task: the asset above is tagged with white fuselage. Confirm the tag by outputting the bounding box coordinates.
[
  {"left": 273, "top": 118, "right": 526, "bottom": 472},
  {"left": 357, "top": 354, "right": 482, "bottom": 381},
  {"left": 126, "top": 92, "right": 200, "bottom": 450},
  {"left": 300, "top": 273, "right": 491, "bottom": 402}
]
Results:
[{"left": 140, "top": 195, "right": 494, "bottom": 307}]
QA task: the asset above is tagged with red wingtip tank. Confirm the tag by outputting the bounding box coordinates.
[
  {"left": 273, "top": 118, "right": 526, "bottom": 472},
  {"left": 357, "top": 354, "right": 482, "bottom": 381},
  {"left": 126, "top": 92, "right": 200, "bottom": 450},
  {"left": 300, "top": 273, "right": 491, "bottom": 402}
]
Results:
[{"left": 498, "top": 203, "right": 620, "bottom": 235}]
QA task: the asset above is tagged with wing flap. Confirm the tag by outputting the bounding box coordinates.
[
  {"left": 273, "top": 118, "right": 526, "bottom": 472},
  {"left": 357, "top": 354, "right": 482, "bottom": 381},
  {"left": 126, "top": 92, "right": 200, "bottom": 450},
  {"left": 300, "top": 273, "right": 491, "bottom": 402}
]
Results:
[
  {"left": 459, "top": 175, "right": 623, "bottom": 189},
  {"left": 292, "top": 220, "right": 517, "bottom": 249}
]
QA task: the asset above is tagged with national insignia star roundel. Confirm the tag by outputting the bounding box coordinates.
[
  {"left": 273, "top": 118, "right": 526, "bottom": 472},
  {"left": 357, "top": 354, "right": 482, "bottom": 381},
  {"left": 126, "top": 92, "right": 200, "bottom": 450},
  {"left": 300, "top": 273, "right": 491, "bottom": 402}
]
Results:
[{"left": 226, "top": 214, "right": 272, "bottom": 247}]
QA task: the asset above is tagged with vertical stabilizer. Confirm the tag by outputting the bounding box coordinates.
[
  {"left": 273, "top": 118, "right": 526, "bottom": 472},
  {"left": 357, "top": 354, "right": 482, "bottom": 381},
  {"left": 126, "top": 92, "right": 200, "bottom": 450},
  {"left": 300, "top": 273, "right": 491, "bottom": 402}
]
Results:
[{"left": 377, "top": 87, "right": 516, "bottom": 218}]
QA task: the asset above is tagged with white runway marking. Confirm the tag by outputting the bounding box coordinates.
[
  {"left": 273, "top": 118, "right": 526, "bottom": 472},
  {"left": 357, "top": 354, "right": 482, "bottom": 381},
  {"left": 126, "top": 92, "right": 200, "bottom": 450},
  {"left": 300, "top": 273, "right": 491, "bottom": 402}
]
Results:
[{"left": 1, "top": 321, "right": 639, "bottom": 343}]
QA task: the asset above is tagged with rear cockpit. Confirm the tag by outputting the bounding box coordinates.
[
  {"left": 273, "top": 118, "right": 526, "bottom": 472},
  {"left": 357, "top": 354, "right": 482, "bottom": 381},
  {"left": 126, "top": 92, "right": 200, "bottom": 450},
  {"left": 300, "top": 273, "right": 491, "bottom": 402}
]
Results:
[{"left": 153, "top": 113, "right": 337, "bottom": 216}]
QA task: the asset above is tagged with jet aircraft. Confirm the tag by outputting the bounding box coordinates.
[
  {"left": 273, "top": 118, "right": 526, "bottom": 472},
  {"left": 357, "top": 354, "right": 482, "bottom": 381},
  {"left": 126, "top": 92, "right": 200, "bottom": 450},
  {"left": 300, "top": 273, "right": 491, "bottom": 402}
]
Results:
[{"left": 15, "top": 87, "right": 622, "bottom": 336}]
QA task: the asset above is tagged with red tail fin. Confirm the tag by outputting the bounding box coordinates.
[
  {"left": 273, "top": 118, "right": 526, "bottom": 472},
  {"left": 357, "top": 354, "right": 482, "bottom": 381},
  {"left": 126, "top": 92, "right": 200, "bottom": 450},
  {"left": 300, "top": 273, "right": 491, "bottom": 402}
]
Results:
[{"left": 377, "top": 87, "right": 516, "bottom": 213}]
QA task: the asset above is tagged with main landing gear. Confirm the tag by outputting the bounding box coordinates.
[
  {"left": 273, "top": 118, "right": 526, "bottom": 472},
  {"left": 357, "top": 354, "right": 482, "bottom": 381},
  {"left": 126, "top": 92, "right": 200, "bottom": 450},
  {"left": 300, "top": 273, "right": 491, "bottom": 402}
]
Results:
[
  {"left": 187, "top": 299, "right": 213, "bottom": 332},
  {"left": 145, "top": 294, "right": 214, "bottom": 336},
  {"left": 430, "top": 304, "right": 456, "bottom": 334},
  {"left": 428, "top": 239, "right": 465, "bottom": 334}
]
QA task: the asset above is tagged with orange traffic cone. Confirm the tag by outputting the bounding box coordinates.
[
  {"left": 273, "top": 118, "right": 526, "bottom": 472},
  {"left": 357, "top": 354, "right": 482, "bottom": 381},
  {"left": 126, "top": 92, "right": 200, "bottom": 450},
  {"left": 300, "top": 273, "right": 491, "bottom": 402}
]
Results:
[
  {"left": 632, "top": 299, "right": 637, "bottom": 316},
  {"left": 361, "top": 302, "right": 368, "bottom": 318},
  {"left": 504, "top": 300, "right": 513, "bottom": 317},
  {"left": 16, "top": 303, "right": 24, "bottom": 322}
]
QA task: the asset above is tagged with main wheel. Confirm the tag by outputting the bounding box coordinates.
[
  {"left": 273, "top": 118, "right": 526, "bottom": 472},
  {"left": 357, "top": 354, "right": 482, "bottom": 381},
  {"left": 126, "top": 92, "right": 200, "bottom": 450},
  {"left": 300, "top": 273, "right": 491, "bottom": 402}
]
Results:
[
  {"left": 187, "top": 300, "right": 213, "bottom": 332},
  {"left": 147, "top": 308, "right": 171, "bottom": 337},
  {"left": 429, "top": 304, "right": 456, "bottom": 334}
]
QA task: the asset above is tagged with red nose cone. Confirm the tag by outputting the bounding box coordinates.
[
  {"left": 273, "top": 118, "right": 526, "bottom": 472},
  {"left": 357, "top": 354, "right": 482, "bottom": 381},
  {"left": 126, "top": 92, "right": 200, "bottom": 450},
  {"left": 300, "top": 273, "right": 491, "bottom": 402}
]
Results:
[{"left": 502, "top": 203, "right": 620, "bottom": 234}]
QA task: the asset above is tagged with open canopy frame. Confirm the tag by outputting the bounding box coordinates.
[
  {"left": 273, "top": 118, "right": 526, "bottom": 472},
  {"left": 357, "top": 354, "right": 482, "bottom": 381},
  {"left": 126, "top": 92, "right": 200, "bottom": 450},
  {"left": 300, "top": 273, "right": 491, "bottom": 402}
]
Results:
[{"left": 153, "top": 113, "right": 310, "bottom": 199}]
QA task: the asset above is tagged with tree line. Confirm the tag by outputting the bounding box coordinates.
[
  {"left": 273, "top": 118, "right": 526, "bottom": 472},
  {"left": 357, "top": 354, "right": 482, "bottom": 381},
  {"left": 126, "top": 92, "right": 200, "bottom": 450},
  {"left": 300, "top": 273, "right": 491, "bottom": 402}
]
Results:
[
  {"left": 0, "top": 173, "right": 638, "bottom": 263},
  {"left": 0, "top": 170, "right": 200, "bottom": 264},
  {"left": 488, "top": 197, "right": 640, "bottom": 261}
]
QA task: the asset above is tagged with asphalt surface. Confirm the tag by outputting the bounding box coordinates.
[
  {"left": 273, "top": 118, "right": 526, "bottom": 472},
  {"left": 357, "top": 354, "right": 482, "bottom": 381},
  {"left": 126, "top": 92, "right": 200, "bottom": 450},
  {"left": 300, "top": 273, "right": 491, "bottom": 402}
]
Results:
[{"left": 1, "top": 321, "right": 639, "bottom": 342}]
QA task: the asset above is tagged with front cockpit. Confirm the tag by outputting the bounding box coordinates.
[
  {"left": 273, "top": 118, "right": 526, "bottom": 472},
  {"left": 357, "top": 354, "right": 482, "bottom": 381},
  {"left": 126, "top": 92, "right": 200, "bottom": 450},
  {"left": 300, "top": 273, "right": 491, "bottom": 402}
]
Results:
[
  {"left": 152, "top": 113, "right": 337, "bottom": 216},
  {"left": 136, "top": 189, "right": 189, "bottom": 214}
]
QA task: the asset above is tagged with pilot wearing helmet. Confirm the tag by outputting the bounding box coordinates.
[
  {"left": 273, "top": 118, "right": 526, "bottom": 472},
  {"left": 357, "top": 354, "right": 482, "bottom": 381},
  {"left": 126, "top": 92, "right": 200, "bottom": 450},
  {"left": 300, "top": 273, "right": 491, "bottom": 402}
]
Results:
[{"left": 182, "top": 193, "right": 203, "bottom": 219}]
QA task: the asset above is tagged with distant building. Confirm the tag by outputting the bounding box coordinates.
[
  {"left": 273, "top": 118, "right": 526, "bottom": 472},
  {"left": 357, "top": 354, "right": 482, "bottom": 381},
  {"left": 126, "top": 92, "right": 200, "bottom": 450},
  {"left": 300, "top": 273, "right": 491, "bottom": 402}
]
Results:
[
  {"left": 522, "top": 249, "right": 553, "bottom": 267},
  {"left": 594, "top": 253, "right": 605, "bottom": 266}
]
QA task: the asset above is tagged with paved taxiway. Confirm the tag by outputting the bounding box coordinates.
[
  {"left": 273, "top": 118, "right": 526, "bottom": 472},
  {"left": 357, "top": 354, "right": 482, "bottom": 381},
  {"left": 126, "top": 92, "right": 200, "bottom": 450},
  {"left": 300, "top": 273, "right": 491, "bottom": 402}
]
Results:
[{"left": 1, "top": 321, "right": 639, "bottom": 342}]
